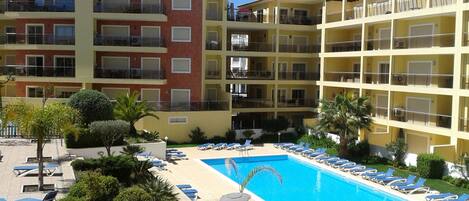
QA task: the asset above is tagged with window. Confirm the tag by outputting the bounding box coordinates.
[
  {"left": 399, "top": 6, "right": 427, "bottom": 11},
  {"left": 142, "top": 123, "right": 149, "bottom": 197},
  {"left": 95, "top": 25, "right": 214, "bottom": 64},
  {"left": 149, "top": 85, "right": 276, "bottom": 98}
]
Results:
[
  {"left": 171, "top": 58, "right": 191, "bottom": 73},
  {"left": 55, "top": 87, "right": 80, "bottom": 98},
  {"left": 171, "top": 27, "right": 191, "bottom": 42},
  {"left": 172, "top": 0, "right": 191, "bottom": 10},
  {"left": 171, "top": 89, "right": 190, "bottom": 109},
  {"left": 27, "top": 86, "right": 44, "bottom": 98},
  {"left": 55, "top": 56, "right": 75, "bottom": 67},
  {"left": 54, "top": 25, "right": 75, "bottom": 40},
  {"left": 55, "top": 56, "right": 75, "bottom": 77},
  {"left": 102, "top": 57, "right": 129, "bottom": 69},
  {"left": 168, "top": 116, "right": 188, "bottom": 124},
  {"left": 101, "top": 88, "right": 129, "bottom": 100}
]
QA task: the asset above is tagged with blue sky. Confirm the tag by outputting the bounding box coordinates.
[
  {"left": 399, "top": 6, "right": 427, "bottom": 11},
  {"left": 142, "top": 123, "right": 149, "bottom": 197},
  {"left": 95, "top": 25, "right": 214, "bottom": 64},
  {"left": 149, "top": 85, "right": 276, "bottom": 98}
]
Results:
[{"left": 231, "top": 0, "right": 255, "bottom": 6}]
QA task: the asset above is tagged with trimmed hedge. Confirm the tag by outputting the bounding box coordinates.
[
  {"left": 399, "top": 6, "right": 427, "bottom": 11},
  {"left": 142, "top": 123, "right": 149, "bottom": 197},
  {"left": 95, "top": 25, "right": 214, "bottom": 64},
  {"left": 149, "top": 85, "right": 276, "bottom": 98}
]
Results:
[
  {"left": 71, "top": 155, "right": 135, "bottom": 184},
  {"left": 417, "top": 153, "right": 446, "bottom": 179},
  {"left": 68, "top": 89, "right": 114, "bottom": 125},
  {"left": 65, "top": 128, "right": 124, "bottom": 148}
]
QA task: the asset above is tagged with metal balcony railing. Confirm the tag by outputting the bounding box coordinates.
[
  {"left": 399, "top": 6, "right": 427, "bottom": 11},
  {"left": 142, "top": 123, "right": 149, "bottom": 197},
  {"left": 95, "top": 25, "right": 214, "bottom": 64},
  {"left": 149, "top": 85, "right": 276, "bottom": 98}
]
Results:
[
  {"left": 367, "top": 0, "right": 392, "bottom": 17},
  {"left": 205, "top": 70, "right": 221, "bottom": 79},
  {"left": 326, "top": 40, "right": 362, "bottom": 52},
  {"left": 232, "top": 98, "right": 274, "bottom": 108},
  {"left": 0, "top": 34, "right": 74, "bottom": 45},
  {"left": 325, "top": 72, "right": 361, "bottom": 83},
  {"left": 393, "top": 33, "right": 454, "bottom": 49},
  {"left": 279, "top": 44, "right": 320, "bottom": 53},
  {"left": 227, "top": 9, "right": 271, "bottom": 23},
  {"left": 326, "top": 13, "right": 342, "bottom": 23},
  {"left": 277, "top": 99, "right": 318, "bottom": 108},
  {"left": 366, "top": 38, "right": 391, "bottom": 50},
  {"left": 364, "top": 72, "right": 390, "bottom": 84},
  {"left": 146, "top": 101, "right": 229, "bottom": 111},
  {"left": 391, "top": 107, "right": 451, "bottom": 128},
  {"left": 93, "top": 1, "right": 164, "bottom": 14},
  {"left": 227, "top": 42, "right": 274, "bottom": 52},
  {"left": 227, "top": 70, "right": 274, "bottom": 80},
  {"left": 94, "top": 68, "right": 165, "bottom": 80},
  {"left": 345, "top": 6, "right": 363, "bottom": 20},
  {"left": 371, "top": 106, "right": 389, "bottom": 118},
  {"left": 278, "top": 72, "right": 320, "bottom": 81},
  {"left": 1, "top": 0, "right": 75, "bottom": 12},
  {"left": 395, "top": 0, "right": 426, "bottom": 12},
  {"left": 94, "top": 35, "right": 165, "bottom": 47},
  {"left": 1, "top": 65, "right": 75, "bottom": 77},
  {"left": 392, "top": 73, "right": 453, "bottom": 88},
  {"left": 279, "top": 15, "right": 322, "bottom": 25},
  {"left": 206, "top": 41, "right": 221, "bottom": 50}
]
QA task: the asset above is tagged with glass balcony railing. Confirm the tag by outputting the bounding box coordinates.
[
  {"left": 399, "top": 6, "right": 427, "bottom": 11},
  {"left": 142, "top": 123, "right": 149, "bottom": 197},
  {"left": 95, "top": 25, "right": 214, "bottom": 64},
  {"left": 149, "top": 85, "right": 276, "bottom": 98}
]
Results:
[
  {"left": 326, "top": 40, "right": 361, "bottom": 52},
  {"left": 227, "top": 42, "right": 274, "bottom": 52},
  {"left": 232, "top": 98, "right": 274, "bottom": 108},
  {"left": 277, "top": 99, "right": 318, "bottom": 108},
  {"left": 279, "top": 44, "right": 320, "bottom": 53},
  {"left": 391, "top": 73, "right": 453, "bottom": 88},
  {"left": 0, "top": 34, "right": 74, "bottom": 45},
  {"left": 429, "top": 0, "right": 455, "bottom": 7},
  {"left": 94, "top": 35, "right": 165, "bottom": 47},
  {"left": 146, "top": 101, "right": 229, "bottom": 111},
  {"left": 324, "top": 72, "right": 361, "bottom": 83},
  {"left": 94, "top": 68, "right": 165, "bottom": 80},
  {"left": 367, "top": 1, "right": 392, "bottom": 17},
  {"left": 206, "top": 41, "right": 221, "bottom": 50},
  {"left": 364, "top": 72, "right": 389, "bottom": 84},
  {"left": 2, "top": 0, "right": 75, "bottom": 12},
  {"left": 278, "top": 72, "right": 320, "bottom": 81},
  {"left": 279, "top": 15, "right": 322, "bottom": 25},
  {"left": 391, "top": 107, "right": 451, "bottom": 129},
  {"left": 366, "top": 38, "right": 391, "bottom": 50},
  {"left": 395, "top": 0, "right": 426, "bottom": 12},
  {"left": 1, "top": 65, "right": 75, "bottom": 77},
  {"left": 227, "top": 70, "right": 274, "bottom": 80},
  {"left": 393, "top": 33, "right": 454, "bottom": 49},
  {"left": 93, "top": 1, "right": 164, "bottom": 14},
  {"left": 371, "top": 106, "right": 389, "bottom": 118}
]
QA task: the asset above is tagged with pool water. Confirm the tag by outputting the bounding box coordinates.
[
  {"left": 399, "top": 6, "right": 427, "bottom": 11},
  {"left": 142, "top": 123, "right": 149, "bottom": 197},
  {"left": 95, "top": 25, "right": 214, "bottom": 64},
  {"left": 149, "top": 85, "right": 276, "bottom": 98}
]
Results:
[{"left": 202, "top": 155, "right": 406, "bottom": 201}]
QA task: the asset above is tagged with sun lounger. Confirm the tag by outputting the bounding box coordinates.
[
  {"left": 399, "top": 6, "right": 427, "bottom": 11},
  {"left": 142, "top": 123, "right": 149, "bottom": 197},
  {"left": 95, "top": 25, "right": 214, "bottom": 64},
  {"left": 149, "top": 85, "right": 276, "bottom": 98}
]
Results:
[
  {"left": 198, "top": 143, "right": 214, "bottom": 150},
  {"left": 213, "top": 143, "right": 227, "bottom": 150},
  {"left": 280, "top": 143, "right": 298, "bottom": 149},
  {"left": 166, "top": 152, "right": 187, "bottom": 160},
  {"left": 176, "top": 184, "right": 192, "bottom": 189},
  {"left": 425, "top": 193, "right": 458, "bottom": 201},
  {"left": 226, "top": 143, "right": 241, "bottom": 150},
  {"left": 326, "top": 159, "right": 349, "bottom": 166},
  {"left": 176, "top": 184, "right": 198, "bottom": 200},
  {"left": 274, "top": 143, "right": 294, "bottom": 148},
  {"left": 237, "top": 140, "right": 253, "bottom": 151},
  {"left": 305, "top": 148, "right": 326, "bottom": 158},
  {"left": 368, "top": 169, "right": 395, "bottom": 181},
  {"left": 388, "top": 175, "right": 417, "bottom": 188},
  {"left": 16, "top": 190, "right": 58, "bottom": 201},
  {"left": 446, "top": 194, "right": 469, "bottom": 201},
  {"left": 350, "top": 167, "right": 377, "bottom": 175},
  {"left": 362, "top": 168, "right": 393, "bottom": 179},
  {"left": 338, "top": 163, "right": 361, "bottom": 170},
  {"left": 13, "top": 163, "right": 60, "bottom": 177},
  {"left": 136, "top": 152, "right": 152, "bottom": 158},
  {"left": 318, "top": 156, "right": 340, "bottom": 163},
  {"left": 287, "top": 142, "right": 305, "bottom": 151},
  {"left": 396, "top": 178, "right": 430, "bottom": 194}
]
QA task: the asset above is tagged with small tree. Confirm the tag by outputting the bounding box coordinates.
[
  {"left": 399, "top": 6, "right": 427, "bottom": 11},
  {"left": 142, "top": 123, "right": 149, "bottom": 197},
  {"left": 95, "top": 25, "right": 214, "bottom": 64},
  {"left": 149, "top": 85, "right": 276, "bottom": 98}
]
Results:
[
  {"left": 121, "top": 145, "right": 145, "bottom": 156},
  {"left": 90, "top": 120, "right": 130, "bottom": 156},
  {"left": 68, "top": 89, "right": 114, "bottom": 125},
  {"left": 113, "top": 92, "right": 159, "bottom": 136},
  {"left": 139, "top": 176, "right": 179, "bottom": 201},
  {"left": 242, "top": 130, "right": 255, "bottom": 139},
  {"left": 225, "top": 129, "right": 237, "bottom": 143},
  {"left": 114, "top": 187, "right": 152, "bottom": 201},
  {"left": 189, "top": 127, "right": 207, "bottom": 144},
  {"left": 386, "top": 138, "right": 408, "bottom": 167},
  {"left": 2, "top": 102, "right": 80, "bottom": 190},
  {"left": 67, "top": 171, "right": 120, "bottom": 201},
  {"left": 262, "top": 117, "right": 289, "bottom": 135}
]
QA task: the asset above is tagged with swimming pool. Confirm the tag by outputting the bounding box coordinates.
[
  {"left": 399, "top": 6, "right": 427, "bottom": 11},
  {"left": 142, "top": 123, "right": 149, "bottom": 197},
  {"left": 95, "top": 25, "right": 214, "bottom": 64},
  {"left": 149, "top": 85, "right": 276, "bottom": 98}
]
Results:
[{"left": 202, "top": 155, "right": 407, "bottom": 201}]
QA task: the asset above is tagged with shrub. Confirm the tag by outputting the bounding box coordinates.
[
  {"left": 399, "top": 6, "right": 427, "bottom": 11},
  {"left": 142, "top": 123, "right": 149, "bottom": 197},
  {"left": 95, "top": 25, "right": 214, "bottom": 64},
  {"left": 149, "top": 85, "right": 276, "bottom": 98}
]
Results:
[
  {"left": 65, "top": 127, "right": 125, "bottom": 148},
  {"left": 417, "top": 153, "right": 446, "bottom": 179},
  {"left": 386, "top": 138, "right": 408, "bottom": 167},
  {"left": 443, "top": 175, "right": 469, "bottom": 189},
  {"left": 209, "top": 136, "right": 227, "bottom": 144},
  {"left": 262, "top": 117, "right": 289, "bottom": 134},
  {"left": 252, "top": 132, "right": 299, "bottom": 144},
  {"left": 113, "top": 187, "right": 152, "bottom": 201},
  {"left": 138, "top": 176, "right": 178, "bottom": 201},
  {"left": 72, "top": 155, "right": 136, "bottom": 185},
  {"left": 121, "top": 145, "right": 145, "bottom": 156},
  {"left": 347, "top": 140, "right": 370, "bottom": 162},
  {"left": 141, "top": 130, "right": 160, "bottom": 141},
  {"left": 242, "top": 130, "right": 255, "bottom": 139},
  {"left": 68, "top": 171, "right": 120, "bottom": 201},
  {"left": 68, "top": 89, "right": 114, "bottom": 125},
  {"left": 188, "top": 127, "right": 207, "bottom": 144},
  {"left": 58, "top": 197, "right": 82, "bottom": 201},
  {"left": 297, "top": 134, "right": 337, "bottom": 149},
  {"left": 225, "top": 129, "right": 237, "bottom": 143},
  {"left": 90, "top": 120, "right": 130, "bottom": 156}
]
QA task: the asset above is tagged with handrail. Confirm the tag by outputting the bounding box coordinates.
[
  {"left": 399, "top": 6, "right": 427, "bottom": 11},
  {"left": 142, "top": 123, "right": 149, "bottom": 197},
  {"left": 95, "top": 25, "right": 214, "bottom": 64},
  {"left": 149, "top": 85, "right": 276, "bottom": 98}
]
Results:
[{"left": 94, "top": 35, "right": 165, "bottom": 47}]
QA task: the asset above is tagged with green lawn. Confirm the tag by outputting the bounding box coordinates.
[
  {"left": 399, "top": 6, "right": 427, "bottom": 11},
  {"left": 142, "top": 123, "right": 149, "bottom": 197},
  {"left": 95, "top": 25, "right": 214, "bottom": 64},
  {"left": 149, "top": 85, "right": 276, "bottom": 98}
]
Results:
[
  {"left": 367, "top": 163, "right": 469, "bottom": 195},
  {"left": 167, "top": 144, "right": 198, "bottom": 148}
]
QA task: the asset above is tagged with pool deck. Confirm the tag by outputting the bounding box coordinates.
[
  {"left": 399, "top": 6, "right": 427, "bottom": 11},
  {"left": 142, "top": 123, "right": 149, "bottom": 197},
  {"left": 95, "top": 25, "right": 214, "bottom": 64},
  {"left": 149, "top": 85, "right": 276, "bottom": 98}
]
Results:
[{"left": 157, "top": 144, "right": 427, "bottom": 201}]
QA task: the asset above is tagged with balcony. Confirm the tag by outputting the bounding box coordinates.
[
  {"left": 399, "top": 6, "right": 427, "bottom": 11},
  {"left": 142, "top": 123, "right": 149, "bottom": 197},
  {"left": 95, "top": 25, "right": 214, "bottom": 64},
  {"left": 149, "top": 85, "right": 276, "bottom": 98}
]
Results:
[
  {"left": 364, "top": 72, "right": 389, "bottom": 84},
  {"left": 2, "top": 65, "right": 75, "bottom": 77},
  {"left": 395, "top": 0, "right": 426, "bottom": 12},
  {"left": 94, "top": 68, "right": 165, "bottom": 80},
  {"left": 279, "top": 44, "right": 320, "bottom": 53},
  {"left": 345, "top": 6, "right": 363, "bottom": 20},
  {"left": 393, "top": 33, "right": 454, "bottom": 49},
  {"left": 391, "top": 73, "right": 453, "bottom": 88},
  {"left": 93, "top": 1, "right": 164, "bottom": 14},
  {"left": 0, "top": 34, "right": 75, "bottom": 45},
  {"left": 206, "top": 70, "right": 221, "bottom": 79},
  {"left": 391, "top": 107, "right": 451, "bottom": 129},
  {"left": 325, "top": 72, "right": 361, "bottom": 83},
  {"left": 227, "top": 42, "right": 274, "bottom": 52},
  {"left": 2, "top": 0, "right": 75, "bottom": 12},
  {"left": 206, "top": 41, "right": 221, "bottom": 50},
  {"left": 232, "top": 98, "right": 274, "bottom": 108},
  {"left": 226, "top": 70, "right": 274, "bottom": 80},
  {"left": 367, "top": 0, "right": 392, "bottom": 17},
  {"left": 94, "top": 35, "right": 164, "bottom": 47},
  {"left": 278, "top": 99, "right": 318, "bottom": 108},
  {"left": 278, "top": 72, "right": 320, "bottom": 81},
  {"left": 279, "top": 15, "right": 322, "bottom": 26},
  {"left": 227, "top": 10, "right": 271, "bottom": 23},
  {"left": 371, "top": 106, "right": 389, "bottom": 119},
  {"left": 326, "top": 40, "right": 361, "bottom": 52},
  {"left": 366, "top": 38, "right": 391, "bottom": 50},
  {"left": 460, "top": 118, "right": 469, "bottom": 132},
  {"left": 146, "top": 101, "right": 229, "bottom": 111}
]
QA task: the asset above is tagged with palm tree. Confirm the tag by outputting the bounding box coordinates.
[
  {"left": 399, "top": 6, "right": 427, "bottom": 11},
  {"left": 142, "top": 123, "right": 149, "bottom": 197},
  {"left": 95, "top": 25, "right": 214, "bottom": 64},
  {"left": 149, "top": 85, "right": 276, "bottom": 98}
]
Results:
[
  {"left": 317, "top": 94, "right": 372, "bottom": 157},
  {"left": 2, "top": 102, "right": 80, "bottom": 190},
  {"left": 114, "top": 92, "right": 159, "bottom": 136}
]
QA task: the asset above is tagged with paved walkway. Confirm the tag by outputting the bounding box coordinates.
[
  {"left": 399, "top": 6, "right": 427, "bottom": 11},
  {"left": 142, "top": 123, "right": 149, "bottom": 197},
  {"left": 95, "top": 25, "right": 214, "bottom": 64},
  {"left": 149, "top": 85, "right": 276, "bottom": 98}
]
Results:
[{"left": 157, "top": 144, "right": 428, "bottom": 201}]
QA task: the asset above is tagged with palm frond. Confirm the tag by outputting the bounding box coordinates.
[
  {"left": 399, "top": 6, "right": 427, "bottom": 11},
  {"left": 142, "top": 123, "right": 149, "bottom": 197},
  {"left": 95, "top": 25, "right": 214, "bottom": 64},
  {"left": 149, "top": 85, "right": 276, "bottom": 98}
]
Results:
[
  {"left": 240, "top": 166, "right": 282, "bottom": 193},
  {"left": 225, "top": 158, "right": 238, "bottom": 177}
]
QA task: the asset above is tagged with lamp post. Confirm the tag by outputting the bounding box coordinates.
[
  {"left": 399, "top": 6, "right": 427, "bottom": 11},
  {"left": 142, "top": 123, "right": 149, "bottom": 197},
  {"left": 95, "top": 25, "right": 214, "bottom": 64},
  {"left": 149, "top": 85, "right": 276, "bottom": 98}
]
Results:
[
  {"left": 164, "top": 136, "right": 168, "bottom": 142},
  {"left": 277, "top": 132, "right": 281, "bottom": 143}
]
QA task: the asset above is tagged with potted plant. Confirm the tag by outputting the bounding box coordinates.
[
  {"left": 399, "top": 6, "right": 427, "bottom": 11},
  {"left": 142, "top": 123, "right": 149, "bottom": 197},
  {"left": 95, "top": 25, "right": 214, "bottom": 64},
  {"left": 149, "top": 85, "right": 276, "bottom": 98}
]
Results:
[
  {"left": 242, "top": 130, "right": 255, "bottom": 140},
  {"left": 220, "top": 158, "right": 282, "bottom": 201}
]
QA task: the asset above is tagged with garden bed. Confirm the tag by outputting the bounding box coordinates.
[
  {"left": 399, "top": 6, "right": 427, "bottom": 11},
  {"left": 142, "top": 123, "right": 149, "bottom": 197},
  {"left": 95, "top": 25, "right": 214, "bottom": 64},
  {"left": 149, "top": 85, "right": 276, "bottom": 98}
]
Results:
[{"left": 22, "top": 184, "right": 55, "bottom": 192}]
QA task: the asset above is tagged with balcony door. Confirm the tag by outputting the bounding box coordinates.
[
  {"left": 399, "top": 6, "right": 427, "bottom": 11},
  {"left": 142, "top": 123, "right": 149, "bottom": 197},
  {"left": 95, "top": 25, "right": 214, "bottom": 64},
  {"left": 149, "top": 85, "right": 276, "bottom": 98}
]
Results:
[
  {"left": 409, "top": 24, "right": 433, "bottom": 48},
  {"left": 378, "top": 62, "right": 390, "bottom": 84},
  {"left": 141, "top": 26, "right": 160, "bottom": 46},
  {"left": 26, "top": 55, "right": 44, "bottom": 76},
  {"left": 206, "top": 2, "right": 219, "bottom": 20},
  {"left": 375, "top": 94, "right": 388, "bottom": 118},
  {"left": 206, "top": 88, "right": 217, "bottom": 101},
  {"left": 207, "top": 60, "right": 218, "bottom": 77},
  {"left": 278, "top": 62, "right": 287, "bottom": 79},
  {"left": 5, "top": 26, "right": 16, "bottom": 44},
  {"left": 102, "top": 0, "right": 128, "bottom": 12},
  {"left": 292, "top": 63, "right": 306, "bottom": 80},
  {"left": 291, "top": 89, "right": 306, "bottom": 106},
  {"left": 207, "top": 31, "right": 219, "bottom": 49},
  {"left": 292, "top": 36, "right": 308, "bottom": 52},
  {"left": 142, "top": 0, "right": 161, "bottom": 12},
  {"left": 102, "top": 25, "right": 130, "bottom": 44},
  {"left": 26, "top": 24, "right": 44, "bottom": 44},
  {"left": 378, "top": 28, "right": 391, "bottom": 49},
  {"left": 141, "top": 89, "right": 160, "bottom": 110},
  {"left": 277, "top": 88, "right": 287, "bottom": 105},
  {"left": 54, "top": 56, "right": 75, "bottom": 77},
  {"left": 278, "top": 35, "right": 289, "bottom": 52},
  {"left": 102, "top": 57, "right": 130, "bottom": 78},
  {"left": 279, "top": 8, "right": 288, "bottom": 23},
  {"left": 141, "top": 57, "right": 160, "bottom": 79},
  {"left": 407, "top": 61, "right": 432, "bottom": 86},
  {"left": 171, "top": 89, "right": 190, "bottom": 110},
  {"left": 406, "top": 97, "right": 431, "bottom": 125},
  {"left": 54, "top": 25, "right": 74, "bottom": 44}
]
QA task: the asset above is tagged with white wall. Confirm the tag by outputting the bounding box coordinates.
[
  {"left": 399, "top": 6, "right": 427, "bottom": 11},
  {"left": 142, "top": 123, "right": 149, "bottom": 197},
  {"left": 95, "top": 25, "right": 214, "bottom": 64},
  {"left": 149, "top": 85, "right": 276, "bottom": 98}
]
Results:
[{"left": 67, "top": 142, "right": 167, "bottom": 159}]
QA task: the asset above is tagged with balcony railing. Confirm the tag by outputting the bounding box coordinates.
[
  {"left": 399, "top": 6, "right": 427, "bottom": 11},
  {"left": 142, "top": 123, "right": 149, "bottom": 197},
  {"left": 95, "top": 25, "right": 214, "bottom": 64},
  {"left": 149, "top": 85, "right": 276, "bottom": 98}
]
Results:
[
  {"left": 146, "top": 101, "right": 229, "bottom": 111},
  {"left": 232, "top": 98, "right": 274, "bottom": 108},
  {"left": 94, "top": 68, "right": 165, "bottom": 80},
  {"left": 94, "top": 35, "right": 164, "bottom": 47},
  {"left": 2, "top": 65, "right": 75, "bottom": 77},
  {"left": 395, "top": 0, "right": 426, "bottom": 12},
  {"left": 393, "top": 33, "right": 454, "bottom": 49},
  {"left": 392, "top": 73, "right": 453, "bottom": 88},
  {"left": 325, "top": 72, "right": 361, "bottom": 83},
  {"left": 2, "top": 1, "right": 75, "bottom": 12},
  {"left": 391, "top": 107, "right": 451, "bottom": 128},
  {"left": 459, "top": 118, "right": 469, "bottom": 132},
  {"left": 345, "top": 6, "right": 363, "bottom": 20},
  {"left": 367, "top": 1, "right": 392, "bottom": 17},
  {"left": 206, "top": 70, "right": 221, "bottom": 79},
  {"left": 326, "top": 40, "right": 361, "bottom": 52},
  {"left": 372, "top": 106, "right": 389, "bottom": 118},
  {"left": 93, "top": 1, "right": 164, "bottom": 14},
  {"left": 429, "top": 0, "right": 455, "bottom": 7},
  {"left": 364, "top": 72, "right": 389, "bottom": 84},
  {"left": 278, "top": 99, "right": 318, "bottom": 108},
  {"left": 279, "top": 15, "right": 322, "bottom": 25},
  {"left": 206, "top": 12, "right": 222, "bottom": 21},
  {"left": 326, "top": 13, "right": 342, "bottom": 23},
  {"left": 206, "top": 41, "right": 221, "bottom": 50},
  {"left": 279, "top": 44, "right": 320, "bottom": 53},
  {"left": 227, "top": 10, "right": 271, "bottom": 23},
  {"left": 227, "top": 70, "right": 274, "bottom": 80},
  {"left": 278, "top": 72, "right": 320, "bottom": 81},
  {"left": 0, "top": 34, "right": 74, "bottom": 45},
  {"left": 227, "top": 42, "right": 274, "bottom": 52},
  {"left": 366, "top": 38, "right": 391, "bottom": 50}
]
